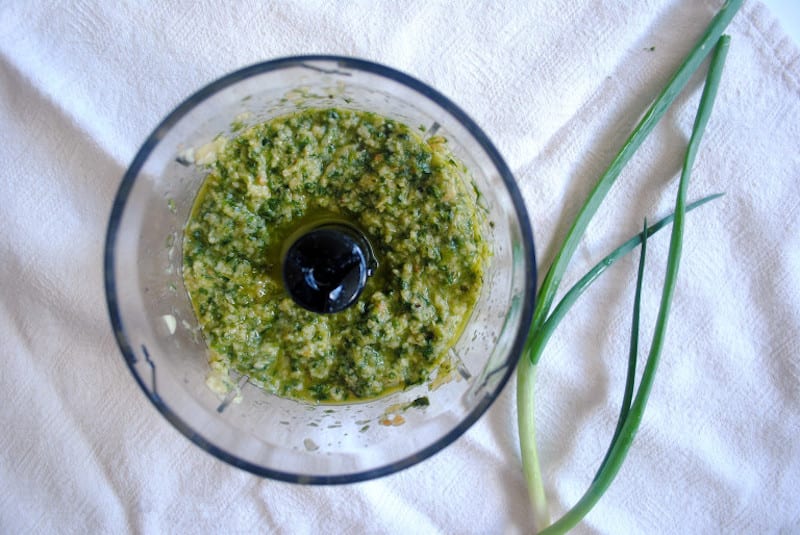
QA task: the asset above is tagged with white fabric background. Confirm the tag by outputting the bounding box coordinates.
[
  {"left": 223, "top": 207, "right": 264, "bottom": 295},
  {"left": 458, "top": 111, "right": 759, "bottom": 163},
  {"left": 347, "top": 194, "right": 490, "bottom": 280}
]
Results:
[{"left": 1, "top": 0, "right": 798, "bottom": 533}]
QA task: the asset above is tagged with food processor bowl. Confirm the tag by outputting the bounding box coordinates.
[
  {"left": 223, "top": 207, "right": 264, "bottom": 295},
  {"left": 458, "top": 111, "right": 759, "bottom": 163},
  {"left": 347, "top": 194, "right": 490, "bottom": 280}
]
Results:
[{"left": 105, "top": 56, "right": 536, "bottom": 483}]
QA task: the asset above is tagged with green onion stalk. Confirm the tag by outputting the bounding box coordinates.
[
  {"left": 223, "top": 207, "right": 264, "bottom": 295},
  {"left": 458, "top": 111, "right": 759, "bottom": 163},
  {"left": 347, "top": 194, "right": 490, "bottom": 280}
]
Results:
[{"left": 517, "top": 1, "right": 739, "bottom": 531}]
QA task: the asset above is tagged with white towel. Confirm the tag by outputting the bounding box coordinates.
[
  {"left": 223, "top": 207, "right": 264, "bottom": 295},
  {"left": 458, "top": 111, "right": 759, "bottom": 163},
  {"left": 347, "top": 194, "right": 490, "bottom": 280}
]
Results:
[{"left": 1, "top": 0, "right": 798, "bottom": 532}]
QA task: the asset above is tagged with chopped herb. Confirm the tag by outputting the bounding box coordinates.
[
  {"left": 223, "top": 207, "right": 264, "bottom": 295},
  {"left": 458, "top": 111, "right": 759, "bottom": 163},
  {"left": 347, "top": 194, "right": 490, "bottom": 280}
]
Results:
[{"left": 183, "top": 108, "right": 489, "bottom": 402}]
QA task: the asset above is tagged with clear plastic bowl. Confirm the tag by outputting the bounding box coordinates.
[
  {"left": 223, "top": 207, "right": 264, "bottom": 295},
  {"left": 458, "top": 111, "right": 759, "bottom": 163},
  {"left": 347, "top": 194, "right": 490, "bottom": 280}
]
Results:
[{"left": 105, "top": 56, "right": 536, "bottom": 483}]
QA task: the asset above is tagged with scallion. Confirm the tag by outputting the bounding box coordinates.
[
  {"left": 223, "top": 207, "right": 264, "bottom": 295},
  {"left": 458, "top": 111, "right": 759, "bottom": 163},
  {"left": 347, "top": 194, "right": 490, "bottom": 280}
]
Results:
[{"left": 517, "top": 1, "right": 739, "bottom": 530}]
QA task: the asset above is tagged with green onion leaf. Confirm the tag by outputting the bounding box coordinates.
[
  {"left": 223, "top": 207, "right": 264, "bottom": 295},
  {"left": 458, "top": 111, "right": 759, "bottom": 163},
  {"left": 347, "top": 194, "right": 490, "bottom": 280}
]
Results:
[
  {"left": 518, "top": 0, "right": 741, "bottom": 527},
  {"left": 526, "top": 193, "right": 723, "bottom": 366},
  {"left": 537, "top": 35, "right": 731, "bottom": 535},
  {"left": 527, "top": 0, "right": 743, "bottom": 341},
  {"left": 595, "top": 218, "right": 647, "bottom": 481}
]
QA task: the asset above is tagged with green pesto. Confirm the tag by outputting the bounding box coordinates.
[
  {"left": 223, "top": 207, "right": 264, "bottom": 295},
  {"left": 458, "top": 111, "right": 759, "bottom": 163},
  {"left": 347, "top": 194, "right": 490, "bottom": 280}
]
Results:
[{"left": 183, "top": 108, "right": 488, "bottom": 402}]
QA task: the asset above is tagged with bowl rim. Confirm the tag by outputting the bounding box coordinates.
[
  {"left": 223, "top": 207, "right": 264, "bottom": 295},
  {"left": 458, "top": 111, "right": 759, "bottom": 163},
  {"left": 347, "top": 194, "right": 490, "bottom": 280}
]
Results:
[{"left": 104, "top": 54, "right": 537, "bottom": 484}]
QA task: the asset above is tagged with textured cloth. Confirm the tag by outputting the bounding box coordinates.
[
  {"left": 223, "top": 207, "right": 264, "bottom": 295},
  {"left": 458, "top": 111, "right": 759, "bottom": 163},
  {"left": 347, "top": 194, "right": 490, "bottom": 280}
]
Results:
[{"left": 1, "top": 1, "right": 799, "bottom": 533}]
